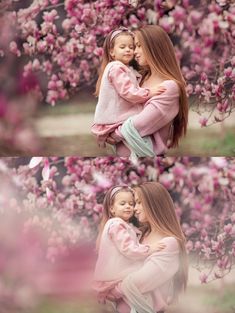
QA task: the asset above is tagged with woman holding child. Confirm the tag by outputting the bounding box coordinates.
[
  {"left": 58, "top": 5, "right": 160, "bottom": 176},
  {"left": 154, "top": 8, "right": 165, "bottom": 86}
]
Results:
[
  {"left": 94, "top": 182, "right": 188, "bottom": 313},
  {"left": 92, "top": 25, "right": 188, "bottom": 157}
]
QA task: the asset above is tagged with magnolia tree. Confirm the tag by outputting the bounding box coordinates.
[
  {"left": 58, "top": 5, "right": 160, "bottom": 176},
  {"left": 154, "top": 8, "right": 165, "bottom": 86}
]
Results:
[
  {"left": 0, "top": 156, "right": 235, "bottom": 297},
  {"left": 1, "top": 0, "right": 234, "bottom": 118}
]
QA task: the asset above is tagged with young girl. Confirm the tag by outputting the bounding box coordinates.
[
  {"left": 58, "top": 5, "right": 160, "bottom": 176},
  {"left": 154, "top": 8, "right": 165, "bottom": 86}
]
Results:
[
  {"left": 93, "top": 185, "right": 165, "bottom": 304},
  {"left": 91, "top": 27, "right": 165, "bottom": 155}
]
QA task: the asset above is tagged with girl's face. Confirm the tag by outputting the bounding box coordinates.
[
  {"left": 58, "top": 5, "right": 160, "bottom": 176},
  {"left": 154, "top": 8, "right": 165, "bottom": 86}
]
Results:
[
  {"left": 110, "top": 34, "right": 134, "bottom": 65},
  {"left": 134, "top": 191, "right": 148, "bottom": 223},
  {"left": 110, "top": 191, "right": 135, "bottom": 222},
  {"left": 134, "top": 35, "right": 148, "bottom": 66}
]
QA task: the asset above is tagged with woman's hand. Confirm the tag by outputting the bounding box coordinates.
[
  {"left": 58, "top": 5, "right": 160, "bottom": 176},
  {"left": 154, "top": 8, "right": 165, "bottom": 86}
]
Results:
[{"left": 149, "top": 86, "right": 166, "bottom": 98}]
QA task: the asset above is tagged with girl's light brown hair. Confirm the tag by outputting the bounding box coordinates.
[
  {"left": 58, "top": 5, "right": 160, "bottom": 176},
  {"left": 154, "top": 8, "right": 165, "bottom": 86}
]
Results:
[
  {"left": 135, "top": 25, "right": 188, "bottom": 148},
  {"left": 134, "top": 182, "right": 188, "bottom": 299},
  {"left": 94, "top": 29, "right": 135, "bottom": 97},
  {"left": 96, "top": 185, "right": 135, "bottom": 250}
]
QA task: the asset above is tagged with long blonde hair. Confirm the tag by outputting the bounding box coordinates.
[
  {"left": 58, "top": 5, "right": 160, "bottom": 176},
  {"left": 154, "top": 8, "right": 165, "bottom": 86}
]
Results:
[
  {"left": 135, "top": 25, "right": 188, "bottom": 147},
  {"left": 134, "top": 182, "right": 188, "bottom": 299}
]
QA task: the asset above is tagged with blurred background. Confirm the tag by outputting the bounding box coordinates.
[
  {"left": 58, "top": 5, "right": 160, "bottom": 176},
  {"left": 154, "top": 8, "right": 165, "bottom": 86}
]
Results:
[
  {"left": 0, "top": 0, "right": 235, "bottom": 156},
  {"left": 0, "top": 156, "right": 234, "bottom": 313}
]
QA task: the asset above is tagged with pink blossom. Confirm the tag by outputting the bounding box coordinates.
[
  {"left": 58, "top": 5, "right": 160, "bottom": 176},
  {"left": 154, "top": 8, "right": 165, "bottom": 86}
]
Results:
[
  {"left": 36, "top": 40, "right": 47, "bottom": 53},
  {"left": 14, "top": 127, "right": 40, "bottom": 153},
  {"left": 199, "top": 117, "right": 208, "bottom": 127},
  {"left": 62, "top": 18, "right": 72, "bottom": 31},
  {"left": 189, "top": 10, "right": 203, "bottom": 24},
  {"left": 29, "top": 157, "right": 43, "bottom": 169},
  {"left": 231, "top": 213, "right": 235, "bottom": 223},
  {"left": 42, "top": 162, "right": 50, "bottom": 181},
  {"left": 9, "top": 41, "right": 21, "bottom": 57},
  {"left": 199, "top": 272, "right": 208, "bottom": 284},
  {"left": 43, "top": 9, "right": 59, "bottom": 23},
  {"left": 224, "top": 223, "right": 232, "bottom": 235},
  {"left": 0, "top": 94, "right": 8, "bottom": 118}
]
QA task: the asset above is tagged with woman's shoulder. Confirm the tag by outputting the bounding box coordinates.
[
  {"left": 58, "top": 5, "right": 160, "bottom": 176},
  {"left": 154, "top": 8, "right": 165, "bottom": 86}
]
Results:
[
  {"left": 159, "top": 236, "right": 179, "bottom": 252},
  {"left": 160, "top": 80, "right": 179, "bottom": 95}
]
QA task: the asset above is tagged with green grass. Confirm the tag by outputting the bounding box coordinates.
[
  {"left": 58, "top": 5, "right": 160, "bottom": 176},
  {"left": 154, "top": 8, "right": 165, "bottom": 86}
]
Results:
[
  {"left": 204, "top": 287, "right": 235, "bottom": 313},
  {"left": 15, "top": 284, "right": 235, "bottom": 313},
  {"left": 32, "top": 299, "right": 99, "bottom": 313},
  {"left": 169, "top": 128, "right": 235, "bottom": 156},
  {"left": 168, "top": 284, "right": 235, "bottom": 313},
  {"left": 1, "top": 129, "right": 235, "bottom": 156},
  {"left": 37, "top": 102, "right": 96, "bottom": 117},
  {"left": 202, "top": 131, "right": 235, "bottom": 155}
]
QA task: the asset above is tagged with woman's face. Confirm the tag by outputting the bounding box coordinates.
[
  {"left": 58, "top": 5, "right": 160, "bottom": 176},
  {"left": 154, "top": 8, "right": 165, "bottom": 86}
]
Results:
[
  {"left": 134, "top": 35, "right": 148, "bottom": 66},
  {"left": 134, "top": 191, "right": 148, "bottom": 223}
]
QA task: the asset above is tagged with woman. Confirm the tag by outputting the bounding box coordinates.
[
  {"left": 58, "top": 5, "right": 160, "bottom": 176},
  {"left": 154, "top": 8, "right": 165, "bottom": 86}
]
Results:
[
  {"left": 107, "top": 25, "right": 188, "bottom": 157},
  {"left": 107, "top": 182, "right": 188, "bottom": 313}
]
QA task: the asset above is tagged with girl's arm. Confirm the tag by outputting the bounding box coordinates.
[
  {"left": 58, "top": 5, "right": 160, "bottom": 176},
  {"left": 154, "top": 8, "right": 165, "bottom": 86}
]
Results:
[
  {"left": 108, "top": 63, "right": 151, "bottom": 104},
  {"left": 108, "top": 219, "right": 151, "bottom": 260}
]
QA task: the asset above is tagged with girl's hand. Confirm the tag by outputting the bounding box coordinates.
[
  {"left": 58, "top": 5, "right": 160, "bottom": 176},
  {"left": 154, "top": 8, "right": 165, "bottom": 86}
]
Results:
[
  {"left": 106, "top": 135, "right": 117, "bottom": 145},
  {"left": 106, "top": 132, "right": 122, "bottom": 145},
  {"left": 149, "top": 242, "right": 166, "bottom": 254},
  {"left": 149, "top": 86, "right": 166, "bottom": 98}
]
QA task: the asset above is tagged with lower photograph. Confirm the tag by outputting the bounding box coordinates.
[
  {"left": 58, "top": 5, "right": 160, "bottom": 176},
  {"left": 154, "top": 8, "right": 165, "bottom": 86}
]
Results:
[{"left": 0, "top": 156, "right": 234, "bottom": 313}]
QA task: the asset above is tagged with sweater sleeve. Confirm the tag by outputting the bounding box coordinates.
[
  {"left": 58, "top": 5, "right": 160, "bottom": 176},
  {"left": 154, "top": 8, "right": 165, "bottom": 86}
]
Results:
[
  {"left": 121, "top": 237, "right": 179, "bottom": 294},
  {"left": 108, "top": 238, "right": 180, "bottom": 313},
  {"left": 108, "top": 63, "right": 150, "bottom": 104},
  {"left": 132, "top": 80, "right": 180, "bottom": 137},
  {"left": 108, "top": 219, "right": 150, "bottom": 260}
]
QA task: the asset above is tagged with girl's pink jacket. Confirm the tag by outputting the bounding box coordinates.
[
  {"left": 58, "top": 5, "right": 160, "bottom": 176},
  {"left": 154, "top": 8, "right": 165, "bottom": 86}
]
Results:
[
  {"left": 93, "top": 61, "right": 150, "bottom": 125},
  {"left": 92, "top": 61, "right": 150, "bottom": 144},
  {"left": 93, "top": 217, "right": 151, "bottom": 295}
]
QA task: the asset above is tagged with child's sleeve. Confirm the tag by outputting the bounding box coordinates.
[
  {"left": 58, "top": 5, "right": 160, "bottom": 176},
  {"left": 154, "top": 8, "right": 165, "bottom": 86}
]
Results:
[
  {"left": 108, "top": 238, "right": 180, "bottom": 312},
  {"left": 108, "top": 63, "right": 150, "bottom": 104},
  {"left": 108, "top": 219, "right": 150, "bottom": 260}
]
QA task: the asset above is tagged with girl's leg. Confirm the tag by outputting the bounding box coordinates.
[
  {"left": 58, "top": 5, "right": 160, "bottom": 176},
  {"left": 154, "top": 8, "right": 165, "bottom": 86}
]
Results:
[
  {"left": 115, "top": 142, "right": 131, "bottom": 157},
  {"left": 116, "top": 299, "right": 131, "bottom": 313}
]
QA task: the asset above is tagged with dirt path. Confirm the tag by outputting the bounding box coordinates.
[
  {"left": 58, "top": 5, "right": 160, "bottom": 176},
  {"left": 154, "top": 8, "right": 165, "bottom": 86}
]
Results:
[
  {"left": 32, "top": 110, "right": 235, "bottom": 156},
  {"left": 35, "top": 111, "right": 235, "bottom": 137},
  {"left": 1, "top": 110, "right": 234, "bottom": 156}
]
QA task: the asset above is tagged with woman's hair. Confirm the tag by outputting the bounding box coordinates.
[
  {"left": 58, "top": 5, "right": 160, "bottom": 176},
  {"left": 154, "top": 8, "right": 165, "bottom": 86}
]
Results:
[
  {"left": 95, "top": 28, "right": 134, "bottom": 97},
  {"left": 135, "top": 25, "right": 188, "bottom": 147},
  {"left": 96, "top": 185, "right": 135, "bottom": 250},
  {"left": 134, "top": 182, "right": 188, "bottom": 299}
]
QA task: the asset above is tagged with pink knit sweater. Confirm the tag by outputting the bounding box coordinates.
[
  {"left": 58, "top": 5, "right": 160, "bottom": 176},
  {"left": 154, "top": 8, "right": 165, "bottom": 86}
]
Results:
[
  {"left": 108, "top": 237, "right": 180, "bottom": 313},
  {"left": 114, "top": 80, "right": 180, "bottom": 156},
  {"left": 92, "top": 60, "right": 150, "bottom": 143},
  {"left": 93, "top": 60, "right": 150, "bottom": 124}
]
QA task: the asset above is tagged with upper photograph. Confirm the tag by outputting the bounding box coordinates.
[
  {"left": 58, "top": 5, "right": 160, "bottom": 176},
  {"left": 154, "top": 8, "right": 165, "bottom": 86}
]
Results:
[{"left": 0, "top": 0, "right": 234, "bottom": 157}]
